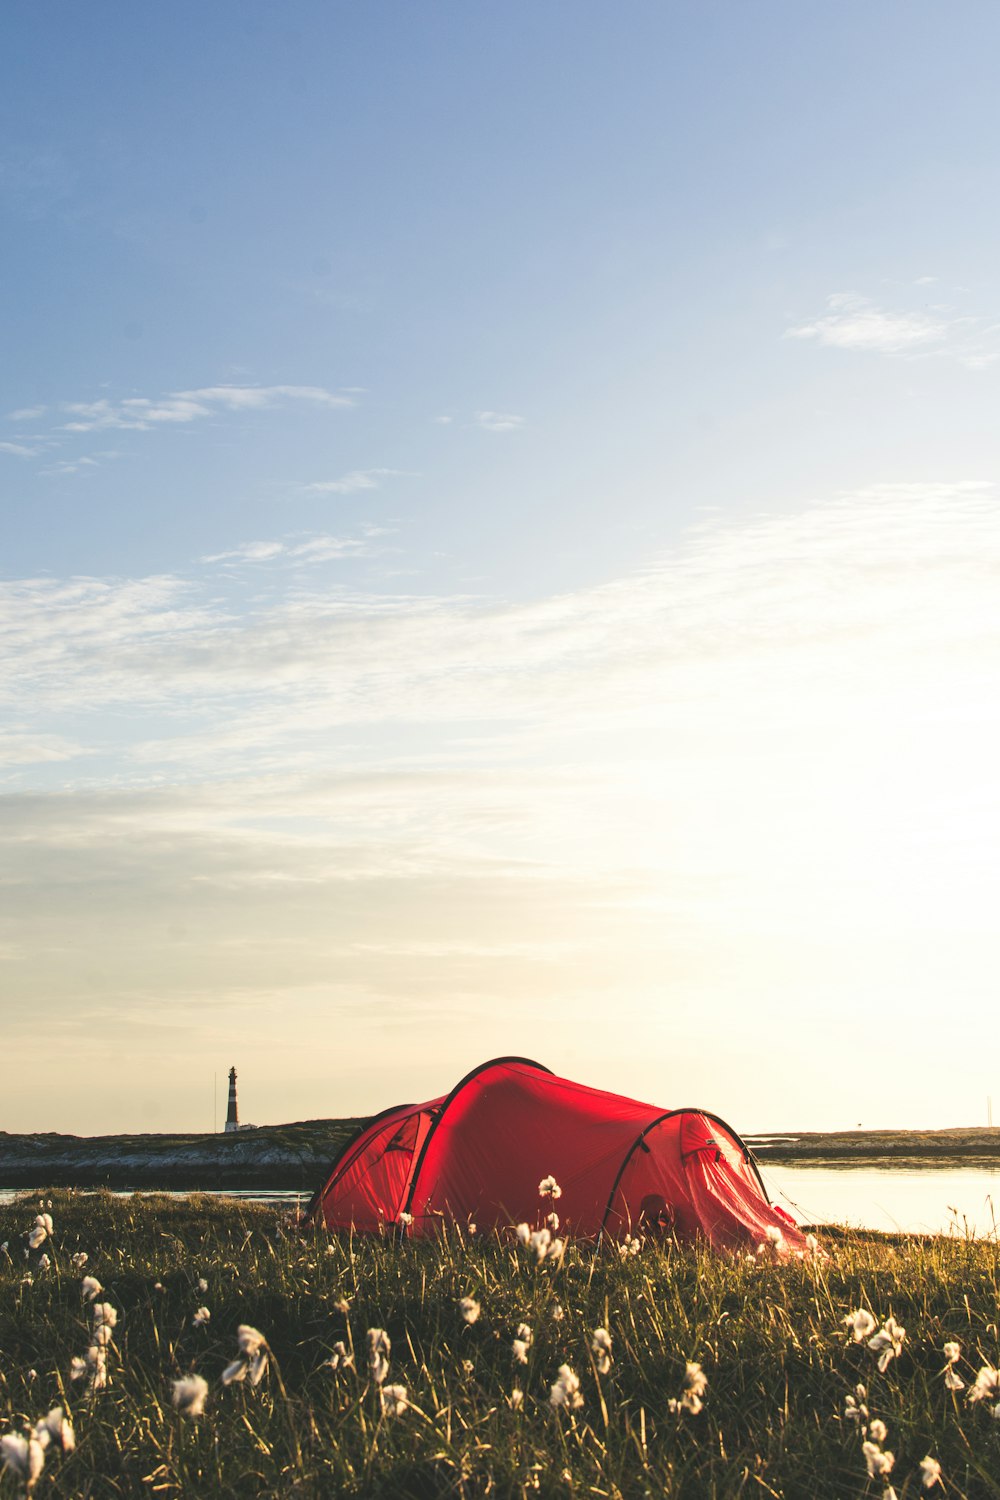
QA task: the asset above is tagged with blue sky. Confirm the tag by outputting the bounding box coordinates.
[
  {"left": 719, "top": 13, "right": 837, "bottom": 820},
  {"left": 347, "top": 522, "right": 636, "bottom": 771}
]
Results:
[{"left": 3, "top": 5, "right": 1000, "bottom": 1133}]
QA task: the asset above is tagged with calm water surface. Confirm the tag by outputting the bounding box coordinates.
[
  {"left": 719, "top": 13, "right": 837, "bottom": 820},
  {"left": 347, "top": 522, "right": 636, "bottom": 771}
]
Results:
[
  {"left": 761, "top": 1164, "right": 1000, "bottom": 1237},
  {"left": 4, "top": 1171, "right": 1000, "bottom": 1237}
]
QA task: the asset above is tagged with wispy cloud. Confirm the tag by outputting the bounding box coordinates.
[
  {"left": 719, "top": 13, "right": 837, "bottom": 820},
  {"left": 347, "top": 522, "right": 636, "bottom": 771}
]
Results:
[
  {"left": 0, "top": 440, "right": 40, "bottom": 457},
  {"left": 6, "top": 406, "right": 46, "bottom": 422},
  {"left": 786, "top": 290, "right": 999, "bottom": 367},
  {"left": 302, "top": 468, "right": 403, "bottom": 495},
  {"left": 201, "top": 527, "right": 387, "bottom": 565},
  {"left": 474, "top": 410, "right": 525, "bottom": 432},
  {"left": 60, "top": 383, "right": 354, "bottom": 434}
]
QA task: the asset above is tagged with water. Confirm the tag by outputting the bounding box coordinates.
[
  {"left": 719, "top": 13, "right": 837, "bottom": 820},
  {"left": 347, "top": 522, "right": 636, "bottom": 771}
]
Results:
[
  {"left": 0, "top": 1188, "right": 306, "bottom": 1211},
  {"left": 5, "top": 1170, "right": 1000, "bottom": 1236},
  {"left": 761, "top": 1163, "right": 1000, "bottom": 1237}
]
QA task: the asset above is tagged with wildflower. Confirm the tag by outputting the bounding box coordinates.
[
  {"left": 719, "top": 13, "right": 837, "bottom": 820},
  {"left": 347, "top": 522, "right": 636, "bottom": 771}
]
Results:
[
  {"left": 193, "top": 1307, "right": 211, "bottom": 1328},
  {"left": 967, "top": 1365, "right": 1000, "bottom": 1404},
  {"left": 551, "top": 1302, "right": 565, "bottom": 1321},
  {"left": 172, "top": 1373, "right": 209, "bottom": 1417},
  {"left": 86, "top": 1345, "right": 108, "bottom": 1391},
  {"left": 515, "top": 1223, "right": 531, "bottom": 1245},
  {"left": 919, "top": 1457, "right": 942, "bottom": 1489},
  {"left": 397, "top": 1212, "right": 413, "bottom": 1227},
  {"left": 862, "top": 1440, "right": 895, "bottom": 1479},
  {"left": 467, "top": 1223, "right": 477, "bottom": 1236},
  {"left": 334, "top": 1297, "right": 351, "bottom": 1314},
  {"left": 549, "top": 1363, "right": 583, "bottom": 1410},
  {"left": 868, "top": 1418, "right": 888, "bottom": 1444},
  {"left": 153, "top": 1282, "right": 165, "bottom": 1293},
  {"left": 325, "top": 1341, "right": 354, "bottom": 1372},
  {"left": 591, "top": 1327, "right": 613, "bottom": 1376},
  {"left": 509, "top": 1387, "right": 524, "bottom": 1409},
  {"left": 513, "top": 1336, "right": 531, "bottom": 1364},
  {"left": 380, "top": 1383, "right": 408, "bottom": 1417},
  {"left": 221, "top": 1325, "right": 269, "bottom": 1387},
  {"left": 37, "top": 1256, "right": 50, "bottom": 1272},
  {"left": 527, "top": 1227, "right": 551, "bottom": 1261},
  {"left": 546, "top": 1212, "right": 560, "bottom": 1231},
  {"left": 619, "top": 1234, "right": 643, "bottom": 1257},
  {"left": 26, "top": 1371, "right": 36, "bottom": 1384},
  {"left": 325, "top": 1244, "right": 336, "bottom": 1256},
  {"left": 0, "top": 1433, "right": 45, "bottom": 1492},
  {"left": 68, "top": 1357, "right": 87, "bottom": 1382},
  {"left": 462, "top": 1359, "right": 474, "bottom": 1374},
  {"left": 844, "top": 1384, "right": 869, "bottom": 1424},
  {"left": 843, "top": 1309, "right": 877, "bottom": 1343},
  {"left": 33, "top": 1407, "right": 74, "bottom": 1454},
  {"left": 367, "top": 1328, "right": 391, "bottom": 1386},
  {"left": 92, "top": 1303, "right": 119, "bottom": 1347},
  {"left": 668, "top": 1361, "right": 708, "bottom": 1415},
  {"left": 197, "top": 1277, "right": 208, "bottom": 1293},
  {"left": 868, "top": 1316, "right": 905, "bottom": 1373},
  {"left": 20, "top": 1275, "right": 32, "bottom": 1288},
  {"left": 538, "top": 1176, "right": 562, "bottom": 1200},
  {"left": 548, "top": 1237, "right": 566, "bottom": 1263},
  {"left": 27, "top": 1215, "right": 52, "bottom": 1251},
  {"left": 458, "top": 1297, "right": 480, "bottom": 1324},
  {"left": 805, "top": 1233, "right": 820, "bottom": 1254},
  {"left": 70, "top": 1253, "right": 88, "bottom": 1270},
  {"left": 80, "top": 1276, "right": 102, "bottom": 1303},
  {"left": 943, "top": 1341, "right": 964, "bottom": 1391}
]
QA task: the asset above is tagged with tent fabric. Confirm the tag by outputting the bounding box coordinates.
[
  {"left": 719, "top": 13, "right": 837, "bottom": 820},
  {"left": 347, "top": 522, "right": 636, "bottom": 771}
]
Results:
[{"left": 311, "top": 1056, "right": 805, "bottom": 1251}]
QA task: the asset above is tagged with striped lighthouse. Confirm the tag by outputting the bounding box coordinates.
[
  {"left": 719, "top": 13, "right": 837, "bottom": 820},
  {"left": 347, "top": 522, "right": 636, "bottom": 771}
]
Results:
[{"left": 224, "top": 1066, "right": 239, "bottom": 1133}]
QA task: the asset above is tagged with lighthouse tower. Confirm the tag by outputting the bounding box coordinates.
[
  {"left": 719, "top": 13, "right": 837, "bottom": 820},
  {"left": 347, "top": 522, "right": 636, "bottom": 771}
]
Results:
[{"left": 224, "top": 1067, "right": 239, "bottom": 1133}]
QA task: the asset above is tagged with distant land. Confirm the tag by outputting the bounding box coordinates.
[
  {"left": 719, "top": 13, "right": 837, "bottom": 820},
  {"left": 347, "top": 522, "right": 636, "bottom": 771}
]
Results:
[{"left": 1, "top": 1122, "right": 999, "bottom": 1192}]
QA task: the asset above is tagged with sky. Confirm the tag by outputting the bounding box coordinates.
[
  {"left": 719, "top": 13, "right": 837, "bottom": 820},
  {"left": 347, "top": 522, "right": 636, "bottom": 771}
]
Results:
[{"left": 2, "top": 3, "right": 999, "bottom": 1135}]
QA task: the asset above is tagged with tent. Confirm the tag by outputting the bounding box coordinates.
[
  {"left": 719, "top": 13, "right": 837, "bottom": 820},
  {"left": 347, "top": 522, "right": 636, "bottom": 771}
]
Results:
[{"left": 310, "top": 1056, "right": 805, "bottom": 1251}]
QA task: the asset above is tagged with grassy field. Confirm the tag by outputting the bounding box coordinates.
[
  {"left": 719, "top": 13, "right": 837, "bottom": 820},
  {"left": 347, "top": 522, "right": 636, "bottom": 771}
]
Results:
[{"left": 0, "top": 1193, "right": 997, "bottom": 1498}]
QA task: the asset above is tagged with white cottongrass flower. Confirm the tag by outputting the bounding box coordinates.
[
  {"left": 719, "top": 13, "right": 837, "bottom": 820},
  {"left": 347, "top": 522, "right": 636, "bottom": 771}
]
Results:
[
  {"left": 33, "top": 1407, "right": 74, "bottom": 1454},
  {"left": 943, "top": 1341, "right": 965, "bottom": 1390},
  {"left": 0, "top": 1433, "right": 45, "bottom": 1492},
  {"left": 967, "top": 1364, "right": 1000, "bottom": 1404},
  {"left": 862, "top": 1440, "right": 895, "bottom": 1478},
  {"left": 334, "top": 1297, "right": 351, "bottom": 1314},
  {"left": 367, "top": 1328, "right": 391, "bottom": 1386},
  {"left": 27, "top": 1216, "right": 52, "bottom": 1251},
  {"left": 546, "top": 1213, "right": 560, "bottom": 1232},
  {"left": 193, "top": 1307, "right": 211, "bottom": 1328},
  {"left": 512, "top": 1323, "right": 533, "bottom": 1365},
  {"left": 172, "top": 1374, "right": 209, "bottom": 1418},
  {"left": 591, "top": 1327, "right": 613, "bottom": 1376},
  {"left": 92, "top": 1303, "right": 119, "bottom": 1347},
  {"left": 325, "top": 1341, "right": 354, "bottom": 1372},
  {"left": 515, "top": 1223, "right": 531, "bottom": 1245},
  {"left": 668, "top": 1361, "right": 708, "bottom": 1415},
  {"left": 538, "top": 1176, "right": 562, "bottom": 1200},
  {"left": 380, "top": 1382, "right": 408, "bottom": 1417},
  {"left": 549, "top": 1363, "right": 583, "bottom": 1410},
  {"left": 919, "top": 1456, "right": 942, "bottom": 1489},
  {"left": 805, "top": 1233, "right": 820, "bottom": 1255},
  {"left": 842, "top": 1309, "right": 877, "bottom": 1343},
  {"left": 80, "top": 1276, "right": 102, "bottom": 1303},
  {"left": 19, "top": 1275, "right": 32, "bottom": 1288},
  {"left": 551, "top": 1302, "right": 565, "bottom": 1322},
  {"left": 397, "top": 1212, "right": 413, "bottom": 1227},
  {"left": 197, "top": 1278, "right": 208, "bottom": 1293},
  {"left": 458, "top": 1297, "right": 480, "bottom": 1324},
  {"left": 528, "top": 1227, "right": 551, "bottom": 1262},
  {"left": 843, "top": 1384, "right": 869, "bottom": 1424},
  {"left": 868, "top": 1316, "right": 906, "bottom": 1373},
  {"left": 619, "top": 1234, "right": 644, "bottom": 1258},
  {"left": 548, "top": 1237, "right": 566, "bottom": 1263},
  {"left": 37, "top": 1255, "right": 50, "bottom": 1272},
  {"left": 70, "top": 1253, "right": 88, "bottom": 1270},
  {"left": 868, "top": 1418, "right": 888, "bottom": 1444},
  {"left": 68, "top": 1357, "right": 87, "bottom": 1382},
  {"left": 86, "top": 1345, "right": 109, "bottom": 1391},
  {"left": 221, "top": 1325, "right": 269, "bottom": 1387},
  {"left": 509, "top": 1387, "right": 524, "bottom": 1410}
]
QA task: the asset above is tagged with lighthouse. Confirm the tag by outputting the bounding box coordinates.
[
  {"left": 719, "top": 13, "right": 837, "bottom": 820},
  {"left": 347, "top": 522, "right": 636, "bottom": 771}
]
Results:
[{"left": 225, "top": 1066, "right": 239, "bottom": 1133}]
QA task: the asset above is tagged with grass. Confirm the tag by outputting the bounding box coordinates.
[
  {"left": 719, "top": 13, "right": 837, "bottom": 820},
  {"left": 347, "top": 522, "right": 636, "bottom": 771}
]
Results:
[{"left": 0, "top": 1192, "right": 998, "bottom": 1498}]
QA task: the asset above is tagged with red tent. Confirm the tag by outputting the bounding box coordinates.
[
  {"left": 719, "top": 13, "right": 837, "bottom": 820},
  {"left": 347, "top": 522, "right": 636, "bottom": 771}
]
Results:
[{"left": 311, "top": 1056, "right": 805, "bottom": 1252}]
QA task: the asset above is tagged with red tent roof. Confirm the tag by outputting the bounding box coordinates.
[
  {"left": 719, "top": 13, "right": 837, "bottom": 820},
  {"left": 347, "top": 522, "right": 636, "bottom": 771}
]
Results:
[{"left": 311, "top": 1056, "right": 804, "bottom": 1251}]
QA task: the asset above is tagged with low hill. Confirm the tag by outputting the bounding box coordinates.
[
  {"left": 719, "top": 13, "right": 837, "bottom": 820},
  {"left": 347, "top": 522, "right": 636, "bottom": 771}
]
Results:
[
  {"left": 746, "top": 1126, "right": 1000, "bottom": 1170},
  {"left": 0, "top": 1117, "right": 366, "bottom": 1190}
]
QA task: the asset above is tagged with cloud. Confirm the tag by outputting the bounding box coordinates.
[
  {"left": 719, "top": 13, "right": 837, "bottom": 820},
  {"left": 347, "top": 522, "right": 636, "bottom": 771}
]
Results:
[
  {"left": 0, "top": 440, "right": 40, "bottom": 457},
  {"left": 60, "top": 383, "right": 354, "bottom": 433},
  {"left": 474, "top": 410, "right": 525, "bottom": 432},
  {"left": 302, "top": 468, "right": 403, "bottom": 495},
  {"left": 6, "top": 406, "right": 46, "bottom": 422},
  {"left": 786, "top": 291, "right": 999, "bottom": 366},
  {"left": 201, "top": 528, "right": 386, "bottom": 565},
  {"left": 433, "top": 415, "right": 453, "bottom": 425}
]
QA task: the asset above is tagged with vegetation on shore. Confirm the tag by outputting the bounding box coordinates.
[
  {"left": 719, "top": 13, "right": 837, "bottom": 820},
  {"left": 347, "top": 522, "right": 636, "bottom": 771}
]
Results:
[
  {"left": 748, "top": 1127, "right": 1000, "bottom": 1171},
  {"left": 0, "top": 1191, "right": 997, "bottom": 1497}
]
